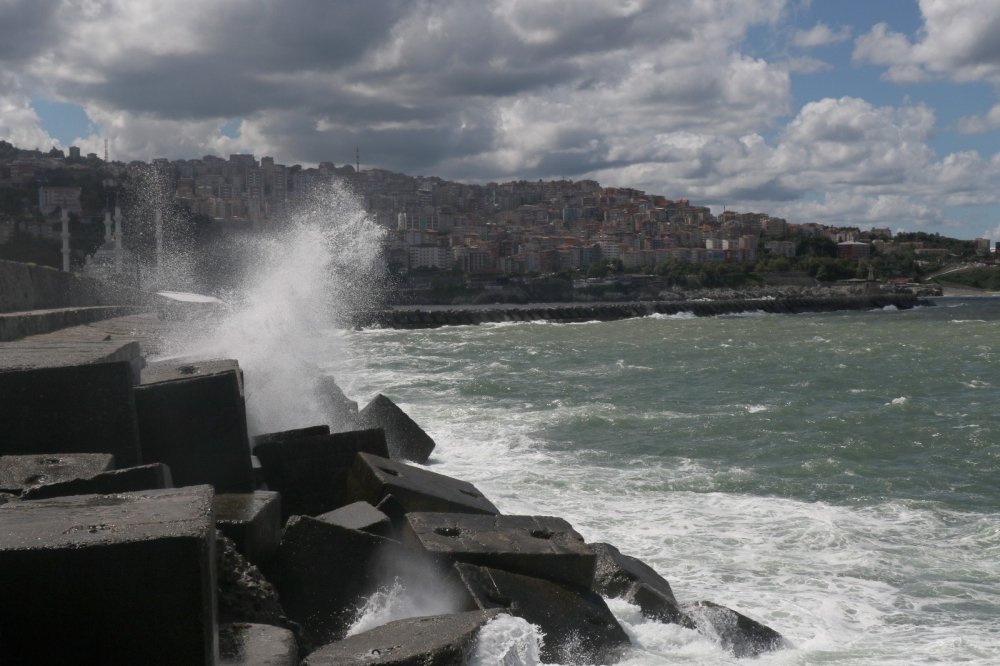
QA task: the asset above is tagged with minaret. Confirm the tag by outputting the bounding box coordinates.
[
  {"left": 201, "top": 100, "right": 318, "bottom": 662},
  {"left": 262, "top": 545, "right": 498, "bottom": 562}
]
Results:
[
  {"left": 60, "top": 209, "right": 70, "bottom": 272},
  {"left": 103, "top": 210, "right": 113, "bottom": 243},
  {"left": 114, "top": 205, "right": 124, "bottom": 272},
  {"left": 154, "top": 209, "right": 163, "bottom": 274}
]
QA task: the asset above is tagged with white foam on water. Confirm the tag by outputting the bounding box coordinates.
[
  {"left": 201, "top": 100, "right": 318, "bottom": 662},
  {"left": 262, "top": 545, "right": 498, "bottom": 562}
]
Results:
[
  {"left": 647, "top": 312, "right": 697, "bottom": 320},
  {"left": 346, "top": 578, "right": 460, "bottom": 637}
]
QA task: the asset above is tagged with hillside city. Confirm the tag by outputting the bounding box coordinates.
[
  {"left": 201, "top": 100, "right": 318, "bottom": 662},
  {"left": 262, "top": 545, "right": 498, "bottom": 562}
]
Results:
[{"left": 1, "top": 140, "right": 997, "bottom": 299}]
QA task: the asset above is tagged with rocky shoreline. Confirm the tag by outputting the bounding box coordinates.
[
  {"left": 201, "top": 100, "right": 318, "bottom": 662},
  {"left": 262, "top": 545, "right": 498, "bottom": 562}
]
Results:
[{"left": 0, "top": 301, "right": 793, "bottom": 664}]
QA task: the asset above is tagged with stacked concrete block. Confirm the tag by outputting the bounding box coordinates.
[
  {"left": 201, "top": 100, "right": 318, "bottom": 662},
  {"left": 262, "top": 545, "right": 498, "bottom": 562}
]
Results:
[
  {"left": 252, "top": 429, "right": 389, "bottom": 519},
  {"left": 215, "top": 491, "right": 282, "bottom": 565},
  {"left": 315, "top": 501, "right": 392, "bottom": 538},
  {"left": 403, "top": 513, "right": 595, "bottom": 588},
  {"left": 591, "top": 541, "right": 685, "bottom": 625},
  {"left": 0, "top": 485, "right": 217, "bottom": 664},
  {"left": 356, "top": 394, "right": 436, "bottom": 463},
  {"left": 135, "top": 359, "right": 254, "bottom": 492},
  {"left": 342, "top": 453, "right": 499, "bottom": 516},
  {"left": 302, "top": 610, "right": 502, "bottom": 665},
  {"left": 0, "top": 340, "right": 142, "bottom": 465},
  {"left": 0, "top": 453, "right": 115, "bottom": 494},
  {"left": 271, "top": 515, "right": 416, "bottom": 648},
  {"left": 454, "top": 562, "right": 630, "bottom": 665},
  {"left": 21, "top": 462, "right": 173, "bottom": 500}
]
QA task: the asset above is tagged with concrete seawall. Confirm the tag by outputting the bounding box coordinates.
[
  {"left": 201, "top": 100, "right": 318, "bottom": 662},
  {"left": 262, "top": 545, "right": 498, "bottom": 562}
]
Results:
[
  {"left": 0, "top": 259, "right": 105, "bottom": 312},
  {"left": 359, "top": 293, "right": 928, "bottom": 329}
]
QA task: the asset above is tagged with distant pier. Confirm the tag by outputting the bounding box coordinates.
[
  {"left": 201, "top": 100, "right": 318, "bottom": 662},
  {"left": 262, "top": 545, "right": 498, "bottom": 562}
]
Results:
[{"left": 358, "top": 293, "right": 928, "bottom": 329}]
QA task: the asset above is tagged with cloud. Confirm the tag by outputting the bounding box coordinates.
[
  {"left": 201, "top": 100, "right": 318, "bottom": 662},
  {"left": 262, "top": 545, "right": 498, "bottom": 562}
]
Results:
[
  {"left": 792, "top": 22, "right": 851, "bottom": 48},
  {"left": 853, "top": 1, "right": 1000, "bottom": 85}
]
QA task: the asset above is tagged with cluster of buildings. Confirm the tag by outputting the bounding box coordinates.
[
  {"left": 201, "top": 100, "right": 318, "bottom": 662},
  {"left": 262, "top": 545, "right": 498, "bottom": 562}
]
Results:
[{"left": 1, "top": 142, "right": 995, "bottom": 275}]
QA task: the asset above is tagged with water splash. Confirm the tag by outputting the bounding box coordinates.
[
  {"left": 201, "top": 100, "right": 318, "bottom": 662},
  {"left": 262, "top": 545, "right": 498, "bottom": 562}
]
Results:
[
  {"left": 469, "top": 614, "right": 544, "bottom": 666},
  {"left": 156, "top": 180, "right": 387, "bottom": 434}
]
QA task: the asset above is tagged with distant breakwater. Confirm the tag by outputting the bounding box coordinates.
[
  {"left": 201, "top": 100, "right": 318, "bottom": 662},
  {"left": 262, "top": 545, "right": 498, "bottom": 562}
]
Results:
[{"left": 358, "top": 293, "right": 929, "bottom": 329}]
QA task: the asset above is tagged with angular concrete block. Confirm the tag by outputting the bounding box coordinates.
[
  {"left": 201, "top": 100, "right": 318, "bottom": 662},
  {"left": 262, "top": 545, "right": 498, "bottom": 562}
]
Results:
[
  {"left": 272, "top": 515, "right": 414, "bottom": 648},
  {"left": 136, "top": 359, "right": 254, "bottom": 493},
  {"left": 0, "top": 485, "right": 217, "bottom": 665},
  {"left": 220, "top": 623, "right": 298, "bottom": 666},
  {"left": 0, "top": 353, "right": 141, "bottom": 466},
  {"left": 455, "top": 563, "right": 630, "bottom": 665},
  {"left": 215, "top": 491, "right": 282, "bottom": 565},
  {"left": 252, "top": 425, "right": 331, "bottom": 448},
  {"left": 342, "top": 453, "right": 499, "bottom": 516},
  {"left": 302, "top": 610, "right": 502, "bottom": 665},
  {"left": 252, "top": 429, "right": 389, "bottom": 519},
  {"left": 356, "top": 394, "right": 435, "bottom": 463},
  {"left": 682, "top": 601, "right": 787, "bottom": 658},
  {"left": 317, "top": 376, "right": 358, "bottom": 432},
  {"left": 21, "top": 463, "right": 173, "bottom": 500},
  {"left": 315, "top": 501, "right": 391, "bottom": 538},
  {"left": 0, "top": 453, "right": 115, "bottom": 494},
  {"left": 403, "top": 513, "right": 595, "bottom": 588},
  {"left": 591, "top": 542, "right": 684, "bottom": 624}
]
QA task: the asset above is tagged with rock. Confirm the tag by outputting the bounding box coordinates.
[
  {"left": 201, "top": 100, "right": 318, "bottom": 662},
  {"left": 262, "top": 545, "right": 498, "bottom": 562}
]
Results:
[
  {"left": 20, "top": 462, "right": 173, "bottom": 500},
  {"left": 302, "top": 610, "right": 502, "bottom": 665},
  {"left": 252, "top": 425, "right": 330, "bottom": 448},
  {"left": 252, "top": 429, "right": 389, "bottom": 520},
  {"left": 271, "top": 515, "right": 416, "bottom": 649},
  {"left": 135, "top": 359, "right": 254, "bottom": 492},
  {"left": 403, "top": 513, "right": 595, "bottom": 588},
  {"left": 342, "top": 453, "right": 499, "bottom": 516},
  {"left": 0, "top": 343, "right": 142, "bottom": 465},
  {"left": 317, "top": 376, "right": 359, "bottom": 431},
  {"left": 590, "top": 542, "right": 684, "bottom": 624},
  {"left": 0, "top": 485, "right": 217, "bottom": 664},
  {"left": 0, "top": 453, "right": 115, "bottom": 494},
  {"left": 216, "top": 532, "right": 290, "bottom": 630},
  {"left": 356, "top": 394, "right": 436, "bottom": 463},
  {"left": 215, "top": 491, "right": 283, "bottom": 565},
  {"left": 454, "top": 563, "right": 630, "bottom": 665},
  {"left": 682, "top": 601, "right": 787, "bottom": 658},
  {"left": 315, "top": 501, "right": 391, "bottom": 538},
  {"left": 219, "top": 623, "right": 299, "bottom": 666}
]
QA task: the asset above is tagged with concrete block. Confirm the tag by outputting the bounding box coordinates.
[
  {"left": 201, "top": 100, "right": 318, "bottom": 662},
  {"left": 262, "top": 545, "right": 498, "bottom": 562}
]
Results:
[
  {"left": 215, "top": 491, "right": 282, "bottom": 565},
  {"left": 220, "top": 623, "right": 298, "bottom": 666},
  {"left": 0, "top": 485, "right": 217, "bottom": 665},
  {"left": 403, "top": 513, "right": 595, "bottom": 588},
  {"left": 454, "top": 562, "right": 630, "bottom": 665},
  {"left": 302, "top": 610, "right": 502, "bottom": 665},
  {"left": 591, "top": 542, "right": 683, "bottom": 624},
  {"left": 135, "top": 359, "right": 254, "bottom": 492},
  {"left": 315, "top": 501, "right": 391, "bottom": 537},
  {"left": 317, "top": 376, "right": 358, "bottom": 431},
  {"left": 21, "top": 463, "right": 173, "bottom": 500},
  {"left": 682, "top": 601, "right": 786, "bottom": 658},
  {"left": 0, "top": 453, "right": 115, "bottom": 494},
  {"left": 343, "top": 453, "right": 499, "bottom": 516},
  {"left": 252, "top": 429, "right": 389, "bottom": 519},
  {"left": 0, "top": 344, "right": 142, "bottom": 465},
  {"left": 356, "top": 394, "right": 436, "bottom": 463},
  {"left": 252, "top": 425, "right": 330, "bottom": 448},
  {"left": 272, "top": 515, "right": 414, "bottom": 648}
]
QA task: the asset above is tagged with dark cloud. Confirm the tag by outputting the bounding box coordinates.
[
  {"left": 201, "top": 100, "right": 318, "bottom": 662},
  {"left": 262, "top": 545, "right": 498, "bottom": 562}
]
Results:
[{"left": 0, "top": 0, "right": 60, "bottom": 62}]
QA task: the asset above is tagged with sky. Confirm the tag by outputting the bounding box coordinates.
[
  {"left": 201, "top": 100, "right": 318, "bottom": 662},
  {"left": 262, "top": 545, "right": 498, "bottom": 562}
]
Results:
[{"left": 2, "top": 0, "right": 999, "bottom": 241}]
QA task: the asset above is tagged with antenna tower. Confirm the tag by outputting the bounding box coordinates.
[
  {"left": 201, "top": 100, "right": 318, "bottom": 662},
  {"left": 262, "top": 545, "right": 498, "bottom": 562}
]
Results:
[
  {"left": 356, "top": 147, "right": 360, "bottom": 173},
  {"left": 104, "top": 138, "right": 109, "bottom": 163}
]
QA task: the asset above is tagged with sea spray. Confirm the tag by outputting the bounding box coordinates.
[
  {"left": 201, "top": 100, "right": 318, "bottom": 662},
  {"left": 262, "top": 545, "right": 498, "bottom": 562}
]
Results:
[
  {"left": 157, "top": 180, "right": 387, "bottom": 434},
  {"left": 469, "top": 614, "right": 544, "bottom": 666}
]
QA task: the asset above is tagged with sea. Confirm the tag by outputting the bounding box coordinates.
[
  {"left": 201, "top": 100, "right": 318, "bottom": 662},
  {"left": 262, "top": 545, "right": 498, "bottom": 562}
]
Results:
[
  {"left": 318, "top": 297, "right": 1000, "bottom": 665},
  {"left": 162, "top": 191, "right": 999, "bottom": 665}
]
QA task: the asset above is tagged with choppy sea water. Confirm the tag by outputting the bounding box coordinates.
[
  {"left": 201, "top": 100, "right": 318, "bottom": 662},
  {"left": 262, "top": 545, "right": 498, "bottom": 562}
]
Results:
[{"left": 322, "top": 298, "right": 1000, "bottom": 665}]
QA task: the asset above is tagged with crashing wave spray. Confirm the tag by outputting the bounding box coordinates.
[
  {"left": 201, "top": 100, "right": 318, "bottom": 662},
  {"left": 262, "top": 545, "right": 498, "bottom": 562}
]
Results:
[{"left": 157, "top": 179, "right": 387, "bottom": 434}]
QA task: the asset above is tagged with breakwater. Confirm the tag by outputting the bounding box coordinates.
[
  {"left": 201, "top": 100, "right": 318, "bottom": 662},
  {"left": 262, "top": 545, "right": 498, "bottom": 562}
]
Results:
[{"left": 360, "top": 293, "right": 927, "bottom": 329}]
